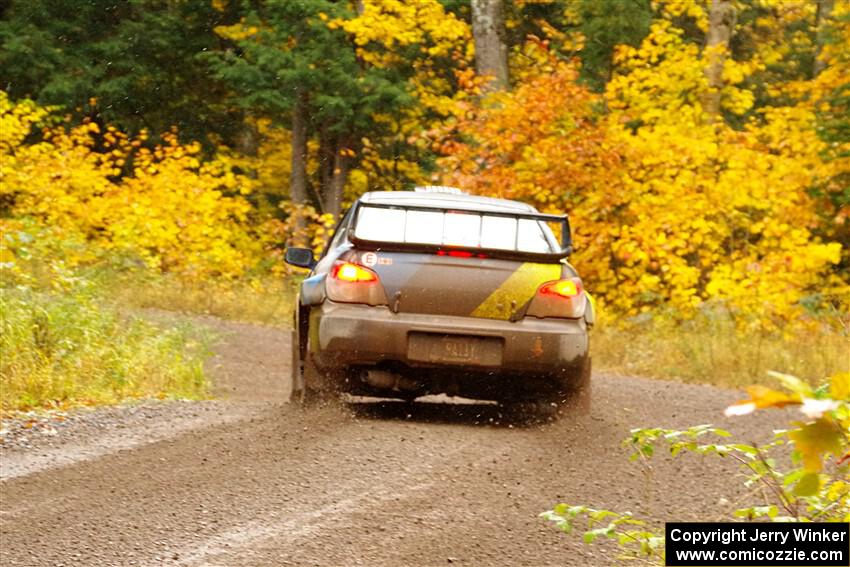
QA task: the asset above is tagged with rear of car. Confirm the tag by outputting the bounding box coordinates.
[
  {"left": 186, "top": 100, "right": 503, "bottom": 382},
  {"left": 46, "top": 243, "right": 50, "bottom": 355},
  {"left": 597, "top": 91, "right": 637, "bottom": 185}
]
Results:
[{"left": 286, "top": 188, "right": 593, "bottom": 406}]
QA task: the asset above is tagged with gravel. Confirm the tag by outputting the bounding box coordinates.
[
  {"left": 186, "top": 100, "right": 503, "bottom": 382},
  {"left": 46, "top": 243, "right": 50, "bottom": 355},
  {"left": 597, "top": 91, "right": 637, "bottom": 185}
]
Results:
[{"left": 0, "top": 314, "right": 792, "bottom": 566}]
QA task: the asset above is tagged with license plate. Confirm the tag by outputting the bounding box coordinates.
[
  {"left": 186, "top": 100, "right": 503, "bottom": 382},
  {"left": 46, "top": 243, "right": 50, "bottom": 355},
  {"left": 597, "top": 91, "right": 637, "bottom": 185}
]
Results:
[{"left": 407, "top": 333, "right": 503, "bottom": 367}]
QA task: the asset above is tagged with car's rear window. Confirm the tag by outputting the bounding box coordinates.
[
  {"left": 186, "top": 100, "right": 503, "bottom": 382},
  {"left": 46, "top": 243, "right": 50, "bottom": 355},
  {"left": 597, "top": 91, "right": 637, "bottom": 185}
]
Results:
[{"left": 353, "top": 206, "right": 557, "bottom": 253}]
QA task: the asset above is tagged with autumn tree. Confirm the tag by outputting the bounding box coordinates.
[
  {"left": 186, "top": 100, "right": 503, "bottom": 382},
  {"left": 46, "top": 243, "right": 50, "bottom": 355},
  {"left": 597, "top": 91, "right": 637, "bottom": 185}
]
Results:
[
  {"left": 815, "top": 0, "right": 836, "bottom": 75},
  {"left": 438, "top": 5, "right": 847, "bottom": 326},
  {"left": 0, "top": 93, "right": 266, "bottom": 278},
  {"left": 702, "top": 0, "right": 736, "bottom": 121},
  {"left": 0, "top": 0, "right": 235, "bottom": 144},
  {"left": 471, "top": 0, "right": 509, "bottom": 91},
  {"left": 209, "top": 0, "right": 410, "bottom": 218},
  {"left": 335, "top": 0, "right": 473, "bottom": 190},
  {"left": 813, "top": 1, "right": 850, "bottom": 277},
  {"left": 571, "top": 0, "right": 653, "bottom": 91}
]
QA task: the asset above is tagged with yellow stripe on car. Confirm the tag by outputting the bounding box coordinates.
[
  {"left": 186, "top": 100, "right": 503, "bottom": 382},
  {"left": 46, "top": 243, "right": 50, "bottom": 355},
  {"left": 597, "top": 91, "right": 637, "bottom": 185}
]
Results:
[{"left": 471, "top": 263, "right": 562, "bottom": 320}]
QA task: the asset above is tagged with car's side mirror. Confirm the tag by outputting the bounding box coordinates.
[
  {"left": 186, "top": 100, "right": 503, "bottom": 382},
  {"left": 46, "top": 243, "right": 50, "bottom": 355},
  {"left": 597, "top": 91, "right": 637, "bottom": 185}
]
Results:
[{"left": 285, "top": 247, "right": 316, "bottom": 269}]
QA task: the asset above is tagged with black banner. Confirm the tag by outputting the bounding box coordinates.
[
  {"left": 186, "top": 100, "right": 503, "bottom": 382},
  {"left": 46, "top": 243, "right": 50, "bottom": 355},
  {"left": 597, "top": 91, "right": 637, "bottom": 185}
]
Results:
[{"left": 665, "top": 522, "right": 849, "bottom": 566}]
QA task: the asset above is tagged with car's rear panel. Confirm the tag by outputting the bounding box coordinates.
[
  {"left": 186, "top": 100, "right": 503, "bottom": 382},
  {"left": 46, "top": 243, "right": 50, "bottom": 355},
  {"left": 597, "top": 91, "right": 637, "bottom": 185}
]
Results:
[
  {"left": 308, "top": 300, "right": 588, "bottom": 401},
  {"left": 342, "top": 249, "right": 566, "bottom": 321}
]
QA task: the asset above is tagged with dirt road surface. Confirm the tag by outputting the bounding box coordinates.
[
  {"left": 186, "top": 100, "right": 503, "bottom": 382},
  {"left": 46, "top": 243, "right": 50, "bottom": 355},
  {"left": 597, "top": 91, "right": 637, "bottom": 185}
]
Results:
[{"left": 1, "top": 316, "right": 788, "bottom": 566}]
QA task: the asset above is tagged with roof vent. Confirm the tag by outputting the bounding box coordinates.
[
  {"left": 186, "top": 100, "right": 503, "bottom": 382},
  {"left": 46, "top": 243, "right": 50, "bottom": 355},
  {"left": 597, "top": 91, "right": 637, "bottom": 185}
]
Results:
[{"left": 413, "top": 185, "right": 466, "bottom": 195}]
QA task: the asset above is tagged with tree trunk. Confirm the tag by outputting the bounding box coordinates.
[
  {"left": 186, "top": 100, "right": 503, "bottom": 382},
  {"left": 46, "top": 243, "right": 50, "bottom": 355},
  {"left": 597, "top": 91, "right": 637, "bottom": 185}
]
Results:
[
  {"left": 234, "top": 119, "right": 259, "bottom": 158},
  {"left": 814, "top": 0, "right": 835, "bottom": 77},
  {"left": 701, "top": 0, "right": 736, "bottom": 123},
  {"left": 471, "top": 0, "right": 509, "bottom": 92},
  {"left": 234, "top": 119, "right": 259, "bottom": 180},
  {"left": 317, "top": 129, "right": 334, "bottom": 212},
  {"left": 322, "top": 144, "right": 350, "bottom": 219},
  {"left": 290, "top": 93, "right": 309, "bottom": 206},
  {"left": 290, "top": 92, "right": 309, "bottom": 243}
]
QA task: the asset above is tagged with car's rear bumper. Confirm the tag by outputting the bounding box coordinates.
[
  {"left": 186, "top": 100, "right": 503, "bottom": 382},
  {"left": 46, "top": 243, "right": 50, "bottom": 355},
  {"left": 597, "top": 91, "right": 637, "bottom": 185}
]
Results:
[{"left": 308, "top": 300, "right": 588, "bottom": 375}]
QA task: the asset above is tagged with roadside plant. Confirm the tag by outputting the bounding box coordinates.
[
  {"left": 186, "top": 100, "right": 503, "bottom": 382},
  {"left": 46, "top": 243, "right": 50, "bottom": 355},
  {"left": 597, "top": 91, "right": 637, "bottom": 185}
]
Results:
[
  {"left": 0, "top": 227, "right": 211, "bottom": 413},
  {"left": 542, "top": 371, "right": 850, "bottom": 564}
]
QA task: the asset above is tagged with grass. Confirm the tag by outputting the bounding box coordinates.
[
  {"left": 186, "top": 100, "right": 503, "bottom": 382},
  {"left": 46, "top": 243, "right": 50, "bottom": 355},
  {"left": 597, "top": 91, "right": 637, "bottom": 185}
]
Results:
[
  {"left": 0, "top": 246, "right": 296, "bottom": 413},
  {"left": 107, "top": 271, "right": 299, "bottom": 326},
  {"left": 0, "top": 228, "right": 217, "bottom": 413},
  {"left": 593, "top": 313, "right": 849, "bottom": 389},
  {"left": 0, "top": 283, "right": 210, "bottom": 414}
]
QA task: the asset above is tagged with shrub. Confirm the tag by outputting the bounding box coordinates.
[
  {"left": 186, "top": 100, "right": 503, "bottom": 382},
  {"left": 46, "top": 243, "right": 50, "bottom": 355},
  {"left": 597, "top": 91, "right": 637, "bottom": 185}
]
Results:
[
  {"left": 0, "top": 228, "right": 210, "bottom": 413},
  {"left": 593, "top": 306, "right": 849, "bottom": 388},
  {"left": 542, "top": 371, "right": 850, "bottom": 564}
]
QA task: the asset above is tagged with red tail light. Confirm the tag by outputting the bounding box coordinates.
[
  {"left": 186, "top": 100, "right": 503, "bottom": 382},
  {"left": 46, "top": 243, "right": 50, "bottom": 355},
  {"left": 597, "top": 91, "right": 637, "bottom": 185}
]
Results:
[
  {"left": 332, "top": 262, "right": 378, "bottom": 283},
  {"left": 326, "top": 261, "right": 388, "bottom": 306},
  {"left": 436, "top": 250, "right": 488, "bottom": 258},
  {"left": 539, "top": 279, "right": 582, "bottom": 298},
  {"left": 526, "top": 277, "right": 586, "bottom": 319}
]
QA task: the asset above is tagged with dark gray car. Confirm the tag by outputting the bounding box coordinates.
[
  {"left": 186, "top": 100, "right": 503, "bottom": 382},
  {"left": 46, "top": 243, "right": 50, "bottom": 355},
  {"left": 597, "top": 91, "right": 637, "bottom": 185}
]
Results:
[{"left": 285, "top": 187, "right": 593, "bottom": 410}]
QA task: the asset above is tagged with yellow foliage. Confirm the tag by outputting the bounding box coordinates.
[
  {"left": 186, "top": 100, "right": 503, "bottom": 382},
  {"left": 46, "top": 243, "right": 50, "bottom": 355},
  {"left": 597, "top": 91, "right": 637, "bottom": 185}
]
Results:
[
  {"left": 727, "top": 371, "right": 849, "bottom": 475},
  {"left": 608, "top": 20, "right": 753, "bottom": 125},
  {"left": 437, "top": 10, "right": 849, "bottom": 328},
  {"left": 653, "top": 0, "right": 709, "bottom": 32},
  {"left": 599, "top": 12, "right": 848, "bottom": 324},
  {"left": 214, "top": 19, "right": 263, "bottom": 42},
  {"left": 213, "top": 118, "right": 294, "bottom": 216},
  {"left": 336, "top": 0, "right": 474, "bottom": 117},
  {"left": 255, "top": 120, "right": 293, "bottom": 198},
  {"left": 104, "top": 134, "right": 261, "bottom": 277},
  {"left": 593, "top": 119, "right": 844, "bottom": 326},
  {"left": 277, "top": 203, "right": 337, "bottom": 254},
  {"left": 0, "top": 92, "right": 269, "bottom": 279},
  {"left": 336, "top": 0, "right": 470, "bottom": 62}
]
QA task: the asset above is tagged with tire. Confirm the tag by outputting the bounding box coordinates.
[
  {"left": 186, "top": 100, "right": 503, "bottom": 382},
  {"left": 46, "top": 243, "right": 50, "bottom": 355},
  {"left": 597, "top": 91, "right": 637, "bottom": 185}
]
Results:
[
  {"left": 289, "top": 329, "right": 305, "bottom": 404},
  {"left": 289, "top": 327, "right": 328, "bottom": 405},
  {"left": 293, "top": 329, "right": 335, "bottom": 407},
  {"left": 300, "top": 350, "right": 328, "bottom": 406}
]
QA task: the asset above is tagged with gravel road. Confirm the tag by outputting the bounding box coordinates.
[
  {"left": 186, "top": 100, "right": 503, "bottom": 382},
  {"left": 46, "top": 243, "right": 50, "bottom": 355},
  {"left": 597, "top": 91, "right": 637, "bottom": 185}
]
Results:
[{"left": 0, "top": 316, "right": 789, "bottom": 566}]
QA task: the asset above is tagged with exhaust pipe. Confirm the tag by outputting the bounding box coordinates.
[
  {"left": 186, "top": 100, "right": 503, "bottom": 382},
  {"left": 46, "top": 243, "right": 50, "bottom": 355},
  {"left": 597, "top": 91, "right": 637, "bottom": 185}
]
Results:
[{"left": 362, "top": 369, "right": 418, "bottom": 392}]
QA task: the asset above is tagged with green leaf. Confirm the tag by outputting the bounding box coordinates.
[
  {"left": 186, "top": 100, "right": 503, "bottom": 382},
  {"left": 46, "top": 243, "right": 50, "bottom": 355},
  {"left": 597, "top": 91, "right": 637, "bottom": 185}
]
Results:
[
  {"left": 768, "top": 371, "right": 813, "bottom": 397},
  {"left": 793, "top": 472, "right": 820, "bottom": 497},
  {"left": 730, "top": 443, "right": 759, "bottom": 455},
  {"left": 783, "top": 468, "right": 804, "bottom": 487},
  {"left": 641, "top": 443, "right": 654, "bottom": 457},
  {"left": 589, "top": 509, "right": 619, "bottom": 522}
]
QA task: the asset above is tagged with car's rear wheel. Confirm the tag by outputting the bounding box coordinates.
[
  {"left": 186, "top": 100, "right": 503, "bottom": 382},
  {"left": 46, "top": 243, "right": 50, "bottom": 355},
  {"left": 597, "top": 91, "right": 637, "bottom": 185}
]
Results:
[
  {"left": 289, "top": 327, "right": 332, "bottom": 405},
  {"left": 289, "top": 329, "right": 305, "bottom": 403},
  {"left": 300, "top": 355, "right": 326, "bottom": 405},
  {"left": 498, "top": 357, "right": 591, "bottom": 419}
]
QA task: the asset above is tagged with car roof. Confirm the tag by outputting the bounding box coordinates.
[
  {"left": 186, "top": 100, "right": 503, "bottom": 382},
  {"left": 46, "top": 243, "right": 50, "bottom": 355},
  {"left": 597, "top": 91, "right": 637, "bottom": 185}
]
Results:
[{"left": 359, "top": 190, "right": 538, "bottom": 214}]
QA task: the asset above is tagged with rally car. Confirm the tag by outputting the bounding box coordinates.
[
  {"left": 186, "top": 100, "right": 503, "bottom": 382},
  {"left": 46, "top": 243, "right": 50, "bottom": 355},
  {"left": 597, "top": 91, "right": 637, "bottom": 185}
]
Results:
[{"left": 285, "top": 187, "right": 593, "bottom": 410}]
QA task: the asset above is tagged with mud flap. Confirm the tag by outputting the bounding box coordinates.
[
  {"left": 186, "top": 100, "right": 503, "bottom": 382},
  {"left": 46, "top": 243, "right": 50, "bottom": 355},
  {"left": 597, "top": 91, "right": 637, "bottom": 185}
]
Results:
[{"left": 289, "top": 329, "right": 305, "bottom": 403}]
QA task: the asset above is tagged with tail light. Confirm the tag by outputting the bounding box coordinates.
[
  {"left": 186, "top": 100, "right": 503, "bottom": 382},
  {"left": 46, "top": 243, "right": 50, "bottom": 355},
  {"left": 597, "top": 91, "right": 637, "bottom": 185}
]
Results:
[
  {"left": 325, "top": 261, "right": 388, "bottom": 306},
  {"left": 333, "top": 262, "right": 377, "bottom": 282},
  {"left": 436, "top": 250, "right": 488, "bottom": 259},
  {"left": 525, "top": 277, "right": 586, "bottom": 319}
]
